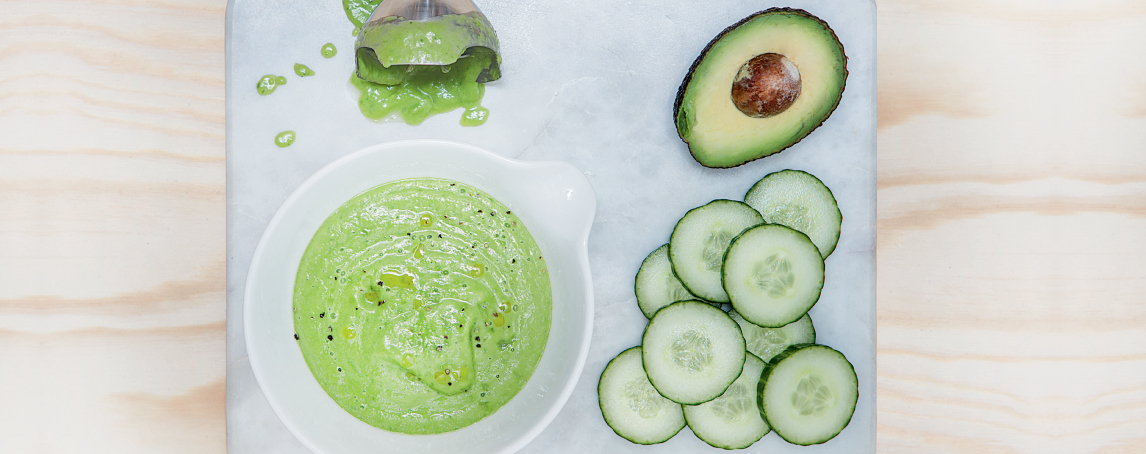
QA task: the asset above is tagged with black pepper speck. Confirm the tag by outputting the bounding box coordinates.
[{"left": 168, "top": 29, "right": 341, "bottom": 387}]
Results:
[{"left": 327, "top": 334, "right": 333, "bottom": 341}]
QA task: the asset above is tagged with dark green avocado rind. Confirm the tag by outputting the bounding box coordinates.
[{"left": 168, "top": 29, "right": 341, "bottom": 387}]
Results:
[{"left": 673, "top": 7, "right": 849, "bottom": 169}]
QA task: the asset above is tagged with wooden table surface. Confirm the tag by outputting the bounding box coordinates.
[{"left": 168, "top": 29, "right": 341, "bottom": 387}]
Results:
[{"left": 2, "top": 0, "right": 1143, "bottom": 452}]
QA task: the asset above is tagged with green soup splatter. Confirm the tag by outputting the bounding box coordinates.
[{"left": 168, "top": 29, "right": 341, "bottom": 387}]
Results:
[
  {"left": 274, "top": 131, "right": 295, "bottom": 147},
  {"left": 294, "top": 64, "right": 315, "bottom": 77},
  {"left": 341, "top": 0, "right": 382, "bottom": 32},
  {"left": 321, "top": 43, "right": 337, "bottom": 58},
  {"left": 256, "top": 75, "right": 287, "bottom": 95},
  {"left": 293, "top": 178, "right": 552, "bottom": 434}
]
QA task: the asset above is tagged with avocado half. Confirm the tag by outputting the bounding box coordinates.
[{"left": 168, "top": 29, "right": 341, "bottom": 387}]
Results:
[{"left": 674, "top": 8, "right": 847, "bottom": 168}]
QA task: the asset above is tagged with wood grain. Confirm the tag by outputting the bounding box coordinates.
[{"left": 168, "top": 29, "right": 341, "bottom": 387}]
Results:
[
  {"left": 877, "top": 1, "right": 1146, "bottom": 452},
  {"left": 0, "top": 0, "right": 227, "bottom": 451},
  {"left": 3, "top": 0, "right": 1145, "bottom": 451}
]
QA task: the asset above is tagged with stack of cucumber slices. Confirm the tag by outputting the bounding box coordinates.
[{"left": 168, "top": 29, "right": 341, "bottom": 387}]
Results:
[{"left": 599, "top": 169, "right": 858, "bottom": 449}]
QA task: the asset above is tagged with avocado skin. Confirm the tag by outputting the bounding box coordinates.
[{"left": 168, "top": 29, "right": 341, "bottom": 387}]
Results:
[{"left": 673, "top": 7, "right": 849, "bottom": 168}]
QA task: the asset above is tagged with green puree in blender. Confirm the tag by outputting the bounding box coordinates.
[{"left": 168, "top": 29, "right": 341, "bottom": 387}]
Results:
[
  {"left": 351, "top": 53, "right": 491, "bottom": 126},
  {"left": 293, "top": 178, "right": 552, "bottom": 434},
  {"left": 343, "top": 0, "right": 495, "bottom": 126}
]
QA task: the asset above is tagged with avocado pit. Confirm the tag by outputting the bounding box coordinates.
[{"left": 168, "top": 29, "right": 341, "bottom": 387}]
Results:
[{"left": 730, "top": 53, "right": 801, "bottom": 118}]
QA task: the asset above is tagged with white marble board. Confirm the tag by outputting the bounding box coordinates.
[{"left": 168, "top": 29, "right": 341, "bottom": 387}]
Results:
[{"left": 225, "top": 0, "right": 875, "bottom": 452}]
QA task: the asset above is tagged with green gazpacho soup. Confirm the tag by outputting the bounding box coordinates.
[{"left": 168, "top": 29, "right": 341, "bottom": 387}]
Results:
[
  {"left": 293, "top": 178, "right": 552, "bottom": 434},
  {"left": 343, "top": 0, "right": 497, "bottom": 126}
]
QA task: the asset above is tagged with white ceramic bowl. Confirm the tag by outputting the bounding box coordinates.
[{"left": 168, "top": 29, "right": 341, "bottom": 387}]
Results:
[{"left": 244, "top": 140, "right": 596, "bottom": 454}]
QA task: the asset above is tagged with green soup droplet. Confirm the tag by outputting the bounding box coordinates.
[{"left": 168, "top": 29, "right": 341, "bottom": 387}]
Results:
[
  {"left": 256, "top": 74, "right": 287, "bottom": 95},
  {"left": 275, "top": 131, "right": 295, "bottom": 148},
  {"left": 460, "top": 106, "right": 490, "bottom": 127},
  {"left": 295, "top": 63, "right": 315, "bottom": 77},
  {"left": 321, "top": 43, "right": 337, "bottom": 58}
]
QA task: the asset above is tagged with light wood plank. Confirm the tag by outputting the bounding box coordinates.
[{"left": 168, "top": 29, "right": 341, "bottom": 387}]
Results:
[
  {"left": 878, "top": 1, "right": 1146, "bottom": 452},
  {"left": 4, "top": 0, "right": 1146, "bottom": 451},
  {"left": 0, "top": 326, "right": 225, "bottom": 453},
  {"left": 0, "top": 0, "right": 227, "bottom": 451}
]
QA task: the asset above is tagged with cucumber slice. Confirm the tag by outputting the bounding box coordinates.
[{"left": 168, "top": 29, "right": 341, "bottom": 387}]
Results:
[
  {"left": 684, "top": 353, "right": 770, "bottom": 450},
  {"left": 758, "top": 344, "right": 858, "bottom": 446},
  {"left": 642, "top": 300, "right": 746, "bottom": 405},
  {"left": 723, "top": 224, "right": 824, "bottom": 327},
  {"left": 744, "top": 169, "right": 842, "bottom": 258},
  {"left": 730, "top": 310, "right": 815, "bottom": 363},
  {"left": 669, "top": 200, "right": 764, "bottom": 303},
  {"left": 635, "top": 244, "right": 710, "bottom": 318},
  {"left": 598, "top": 346, "right": 686, "bottom": 444}
]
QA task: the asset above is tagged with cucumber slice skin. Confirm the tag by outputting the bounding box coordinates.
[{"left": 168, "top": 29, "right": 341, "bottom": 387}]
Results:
[
  {"left": 758, "top": 344, "right": 858, "bottom": 446},
  {"left": 635, "top": 244, "right": 713, "bottom": 318},
  {"left": 598, "top": 347, "right": 686, "bottom": 445},
  {"left": 669, "top": 200, "right": 764, "bottom": 303},
  {"left": 642, "top": 300, "right": 747, "bottom": 405},
  {"left": 722, "top": 223, "right": 824, "bottom": 327},
  {"left": 684, "top": 353, "right": 770, "bottom": 450},
  {"left": 730, "top": 310, "right": 815, "bottom": 363},
  {"left": 744, "top": 169, "right": 842, "bottom": 259}
]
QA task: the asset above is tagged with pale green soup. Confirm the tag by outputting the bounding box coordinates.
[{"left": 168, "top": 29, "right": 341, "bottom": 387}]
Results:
[{"left": 293, "top": 178, "right": 552, "bottom": 434}]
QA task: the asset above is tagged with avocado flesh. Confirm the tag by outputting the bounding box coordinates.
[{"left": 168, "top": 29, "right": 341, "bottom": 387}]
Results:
[{"left": 675, "top": 9, "right": 847, "bottom": 168}]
